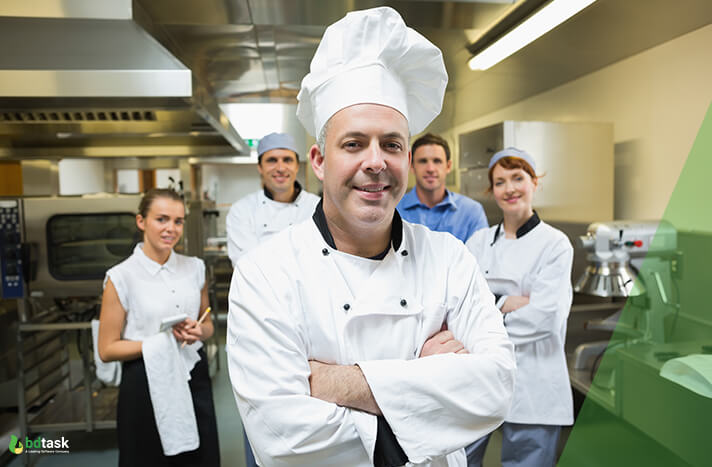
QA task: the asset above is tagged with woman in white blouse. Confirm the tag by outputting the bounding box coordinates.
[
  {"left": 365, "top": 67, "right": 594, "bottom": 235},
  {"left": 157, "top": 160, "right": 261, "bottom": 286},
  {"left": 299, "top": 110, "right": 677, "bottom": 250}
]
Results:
[
  {"left": 465, "top": 148, "right": 573, "bottom": 467},
  {"left": 98, "top": 188, "right": 219, "bottom": 466}
]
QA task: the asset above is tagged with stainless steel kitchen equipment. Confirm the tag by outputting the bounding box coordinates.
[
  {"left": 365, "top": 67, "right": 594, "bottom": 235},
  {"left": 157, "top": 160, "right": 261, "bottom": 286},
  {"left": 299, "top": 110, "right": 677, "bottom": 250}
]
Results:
[
  {"left": 458, "top": 120, "right": 614, "bottom": 223},
  {"left": 569, "top": 219, "right": 681, "bottom": 415},
  {"left": 0, "top": 196, "right": 139, "bottom": 450},
  {"left": 0, "top": 198, "right": 28, "bottom": 411},
  {"left": 574, "top": 220, "right": 679, "bottom": 342},
  {"left": 0, "top": 0, "right": 249, "bottom": 160},
  {"left": 21, "top": 196, "right": 142, "bottom": 299},
  {"left": 15, "top": 320, "right": 117, "bottom": 449},
  {"left": 0, "top": 199, "right": 24, "bottom": 300},
  {"left": 566, "top": 220, "right": 707, "bottom": 467},
  {"left": 183, "top": 199, "right": 218, "bottom": 259},
  {"left": 575, "top": 220, "right": 677, "bottom": 297}
]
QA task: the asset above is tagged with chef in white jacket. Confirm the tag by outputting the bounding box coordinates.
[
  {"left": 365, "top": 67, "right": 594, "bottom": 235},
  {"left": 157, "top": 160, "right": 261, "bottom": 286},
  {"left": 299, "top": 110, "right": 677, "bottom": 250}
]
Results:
[
  {"left": 227, "top": 7, "right": 516, "bottom": 467},
  {"left": 465, "top": 148, "right": 574, "bottom": 467},
  {"left": 226, "top": 132, "right": 319, "bottom": 466},
  {"left": 225, "top": 132, "right": 320, "bottom": 267}
]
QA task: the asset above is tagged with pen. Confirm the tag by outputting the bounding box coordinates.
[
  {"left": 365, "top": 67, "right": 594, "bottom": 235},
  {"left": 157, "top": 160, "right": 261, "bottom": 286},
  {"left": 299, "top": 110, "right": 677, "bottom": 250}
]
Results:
[{"left": 181, "top": 307, "right": 211, "bottom": 348}]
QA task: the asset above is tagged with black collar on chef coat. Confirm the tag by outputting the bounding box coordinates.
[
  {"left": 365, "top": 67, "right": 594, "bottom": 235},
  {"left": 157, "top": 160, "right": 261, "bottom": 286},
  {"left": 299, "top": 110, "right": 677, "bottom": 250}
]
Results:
[
  {"left": 311, "top": 199, "right": 403, "bottom": 260},
  {"left": 490, "top": 210, "right": 541, "bottom": 246},
  {"left": 263, "top": 180, "right": 303, "bottom": 202}
]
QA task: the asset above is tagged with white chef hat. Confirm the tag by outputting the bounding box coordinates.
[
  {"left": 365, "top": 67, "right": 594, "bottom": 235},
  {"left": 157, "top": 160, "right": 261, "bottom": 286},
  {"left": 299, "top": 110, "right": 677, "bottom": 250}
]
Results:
[{"left": 296, "top": 7, "right": 448, "bottom": 138}]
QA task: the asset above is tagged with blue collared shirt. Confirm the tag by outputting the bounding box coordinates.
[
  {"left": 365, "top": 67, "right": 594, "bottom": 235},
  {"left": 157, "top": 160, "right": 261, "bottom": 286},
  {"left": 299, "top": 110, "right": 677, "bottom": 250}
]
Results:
[{"left": 397, "top": 188, "right": 488, "bottom": 242}]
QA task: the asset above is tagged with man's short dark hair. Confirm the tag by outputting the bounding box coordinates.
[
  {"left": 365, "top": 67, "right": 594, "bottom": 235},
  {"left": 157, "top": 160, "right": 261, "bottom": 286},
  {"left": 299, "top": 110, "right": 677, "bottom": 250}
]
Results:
[{"left": 411, "top": 133, "right": 450, "bottom": 162}]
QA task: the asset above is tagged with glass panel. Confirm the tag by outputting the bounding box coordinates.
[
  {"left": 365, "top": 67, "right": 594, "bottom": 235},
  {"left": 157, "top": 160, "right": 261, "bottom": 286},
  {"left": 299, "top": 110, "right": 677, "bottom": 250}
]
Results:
[{"left": 47, "top": 213, "right": 139, "bottom": 280}]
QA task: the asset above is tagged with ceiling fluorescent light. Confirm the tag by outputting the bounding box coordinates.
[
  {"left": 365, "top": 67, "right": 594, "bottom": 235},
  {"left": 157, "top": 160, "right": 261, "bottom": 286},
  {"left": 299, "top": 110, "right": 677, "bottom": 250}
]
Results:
[{"left": 468, "top": 0, "right": 596, "bottom": 71}]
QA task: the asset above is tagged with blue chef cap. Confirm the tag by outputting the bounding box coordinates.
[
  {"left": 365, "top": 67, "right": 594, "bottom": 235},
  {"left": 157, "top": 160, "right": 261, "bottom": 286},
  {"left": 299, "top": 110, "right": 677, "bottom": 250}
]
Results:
[
  {"left": 488, "top": 147, "right": 537, "bottom": 172},
  {"left": 257, "top": 132, "right": 299, "bottom": 158}
]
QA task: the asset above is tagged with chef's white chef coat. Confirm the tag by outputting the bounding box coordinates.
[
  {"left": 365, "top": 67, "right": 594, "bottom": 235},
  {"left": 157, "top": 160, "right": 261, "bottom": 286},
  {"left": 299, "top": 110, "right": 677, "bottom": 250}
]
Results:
[
  {"left": 226, "top": 185, "right": 320, "bottom": 267},
  {"left": 465, "top": 214, "right": 573, "bottom": 426},
  {"left": 104, "top": 243, "right": 205, "bottom": 341},
  {"left": 227, "top": 209, "right": 516, "bottom": 467}
]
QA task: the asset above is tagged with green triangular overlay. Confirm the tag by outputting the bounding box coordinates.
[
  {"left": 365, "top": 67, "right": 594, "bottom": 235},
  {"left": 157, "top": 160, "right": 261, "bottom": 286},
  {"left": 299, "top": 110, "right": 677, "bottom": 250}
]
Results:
[{"left": 559, "top": 102, "right": 712, "bottom": 467}]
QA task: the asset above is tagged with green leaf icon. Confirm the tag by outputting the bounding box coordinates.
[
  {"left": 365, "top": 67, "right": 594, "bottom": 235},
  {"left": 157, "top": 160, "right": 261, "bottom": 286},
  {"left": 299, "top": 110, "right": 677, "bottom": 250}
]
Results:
[{"left": 9, "top": 435, "right": 23, "bottom": 454}]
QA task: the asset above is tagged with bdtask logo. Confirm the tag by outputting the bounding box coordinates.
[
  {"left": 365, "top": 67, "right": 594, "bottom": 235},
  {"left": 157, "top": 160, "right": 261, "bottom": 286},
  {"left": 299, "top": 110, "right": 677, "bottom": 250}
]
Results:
[
  {"left": 9, "top": 435, "right": 23, "bottom": 454},
  {"left": 8, "top": 435, "right": 69, "bottom": 454}
]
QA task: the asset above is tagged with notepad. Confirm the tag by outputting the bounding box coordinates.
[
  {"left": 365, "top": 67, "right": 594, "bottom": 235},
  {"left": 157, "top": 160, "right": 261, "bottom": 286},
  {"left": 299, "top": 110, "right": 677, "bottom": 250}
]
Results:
[{"left": 159, "top": 313, "right": 188, "bottom": 332}]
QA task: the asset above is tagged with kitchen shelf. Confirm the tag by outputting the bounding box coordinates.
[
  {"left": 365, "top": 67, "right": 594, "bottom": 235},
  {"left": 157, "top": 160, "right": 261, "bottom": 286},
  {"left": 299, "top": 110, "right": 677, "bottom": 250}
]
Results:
[{"left": 28, "top": 387, "right": 118, "bottom": 432}]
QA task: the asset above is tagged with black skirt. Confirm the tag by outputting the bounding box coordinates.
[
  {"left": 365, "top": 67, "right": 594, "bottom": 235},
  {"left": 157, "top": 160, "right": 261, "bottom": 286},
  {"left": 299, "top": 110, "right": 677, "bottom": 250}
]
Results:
[{"left": 117, "top": 348, "right": 220, "bottom": 467}]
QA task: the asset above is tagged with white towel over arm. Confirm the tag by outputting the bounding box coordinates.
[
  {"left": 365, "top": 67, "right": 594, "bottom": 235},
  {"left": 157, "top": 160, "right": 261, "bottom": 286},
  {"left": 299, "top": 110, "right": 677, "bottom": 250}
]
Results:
[
  {"left": 91, "top": 319, "right": 122, "bottom": 386},
  {"left": 142, "top": 332, "right": 203, "bottom": 456}
]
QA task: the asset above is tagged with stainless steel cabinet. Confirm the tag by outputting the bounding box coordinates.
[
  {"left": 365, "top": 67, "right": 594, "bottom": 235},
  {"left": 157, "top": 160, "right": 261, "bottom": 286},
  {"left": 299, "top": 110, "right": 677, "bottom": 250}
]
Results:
[{"left": 458, "top": 121, "right": 614, "bottom": 223}]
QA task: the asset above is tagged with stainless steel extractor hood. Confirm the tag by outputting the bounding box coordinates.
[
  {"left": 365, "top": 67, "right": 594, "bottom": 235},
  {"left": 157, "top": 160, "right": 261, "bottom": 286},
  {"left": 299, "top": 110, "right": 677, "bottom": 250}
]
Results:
[{"left": 0, "top": 0, "right": 248, "bottom": 158}]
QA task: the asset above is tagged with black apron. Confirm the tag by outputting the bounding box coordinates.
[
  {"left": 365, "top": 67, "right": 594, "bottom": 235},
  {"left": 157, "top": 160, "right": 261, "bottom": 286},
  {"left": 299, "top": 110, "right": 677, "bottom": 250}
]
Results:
[{"left": 117, "top": 348, "right": 220, "bottom": 466}]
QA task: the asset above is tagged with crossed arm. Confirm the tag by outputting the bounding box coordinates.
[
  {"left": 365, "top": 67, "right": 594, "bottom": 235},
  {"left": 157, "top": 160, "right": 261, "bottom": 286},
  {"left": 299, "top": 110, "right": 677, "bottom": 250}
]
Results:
[
  {"left": 308, "top": 327, "right": 468, "bottom": 413},
  {"left": 228, "top": 248, "right": 515, "bottom": 466},
  {"left": 501, "top": 295, "right": 529, "bottom": 313},
  {"left": 498, "top": 240, "right": 573, "bottom": 345}
]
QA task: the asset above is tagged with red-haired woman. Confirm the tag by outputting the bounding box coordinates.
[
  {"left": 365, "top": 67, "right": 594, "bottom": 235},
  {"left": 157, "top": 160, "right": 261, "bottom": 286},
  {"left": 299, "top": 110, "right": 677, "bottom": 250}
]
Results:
[{"left": 465, "top": 148, "right": 573, "bottom": 467}]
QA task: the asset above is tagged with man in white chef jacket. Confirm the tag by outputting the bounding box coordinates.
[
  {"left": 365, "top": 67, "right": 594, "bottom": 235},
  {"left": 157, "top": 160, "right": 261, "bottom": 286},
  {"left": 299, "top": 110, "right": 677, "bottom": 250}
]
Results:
[
  {"left": 226, "top": 131, "right": 319, "bottom": 466},
  {"left": 227, "top": 7, "right": 516, "bottom": 467},
  {"left": 225, "top": 132, "right": 320, "bottom": 267}
]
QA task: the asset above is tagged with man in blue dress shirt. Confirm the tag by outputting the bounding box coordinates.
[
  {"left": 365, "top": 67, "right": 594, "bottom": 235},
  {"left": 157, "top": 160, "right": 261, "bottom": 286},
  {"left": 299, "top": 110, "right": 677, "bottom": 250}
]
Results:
[{"left": 397, "top": 133, "right": 488, "bottom": 242}]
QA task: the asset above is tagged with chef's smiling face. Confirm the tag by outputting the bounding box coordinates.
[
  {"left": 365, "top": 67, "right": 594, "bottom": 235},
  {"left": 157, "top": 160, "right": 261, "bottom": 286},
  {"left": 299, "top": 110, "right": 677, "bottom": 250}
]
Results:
[
  {"left": 310, "top": 103, "right": 411, "bottom": 230},
  {"left": 136, "top": 197, "right": 185, "bottom": 255},
  {"left": 258, "top": 148, "right": 299, "bottom": 195},
  {"left": 491, "top": 163, "right": 537, "bottom": 215}
]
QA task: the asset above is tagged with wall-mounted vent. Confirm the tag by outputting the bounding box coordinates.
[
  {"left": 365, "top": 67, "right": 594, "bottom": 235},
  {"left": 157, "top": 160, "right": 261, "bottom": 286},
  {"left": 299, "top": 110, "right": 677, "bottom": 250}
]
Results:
[{"left": 0, "top": 110, "right": 157, "bottom": 123}]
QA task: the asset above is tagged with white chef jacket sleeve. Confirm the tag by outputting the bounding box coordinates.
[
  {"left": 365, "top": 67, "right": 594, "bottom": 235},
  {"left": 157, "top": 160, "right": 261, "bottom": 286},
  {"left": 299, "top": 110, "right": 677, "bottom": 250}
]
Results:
[
  {"left": 503, "top": 236, "right": 573, "bottom": 346},
  {"left": 226, "top": 199, "right": 258, "bottom": 268},
  {"left": 227, "top": 255, "right": 377, "bottom": 467},
  {"left": 357, "top": 242, "right": 516, "bottom": 464}
]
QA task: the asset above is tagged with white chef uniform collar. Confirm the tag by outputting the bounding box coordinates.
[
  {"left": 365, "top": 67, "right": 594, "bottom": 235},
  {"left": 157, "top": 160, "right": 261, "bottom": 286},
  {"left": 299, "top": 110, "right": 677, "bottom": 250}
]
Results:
[{"left": 296, "top": 6, "right": 448, "bottom": 137}]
